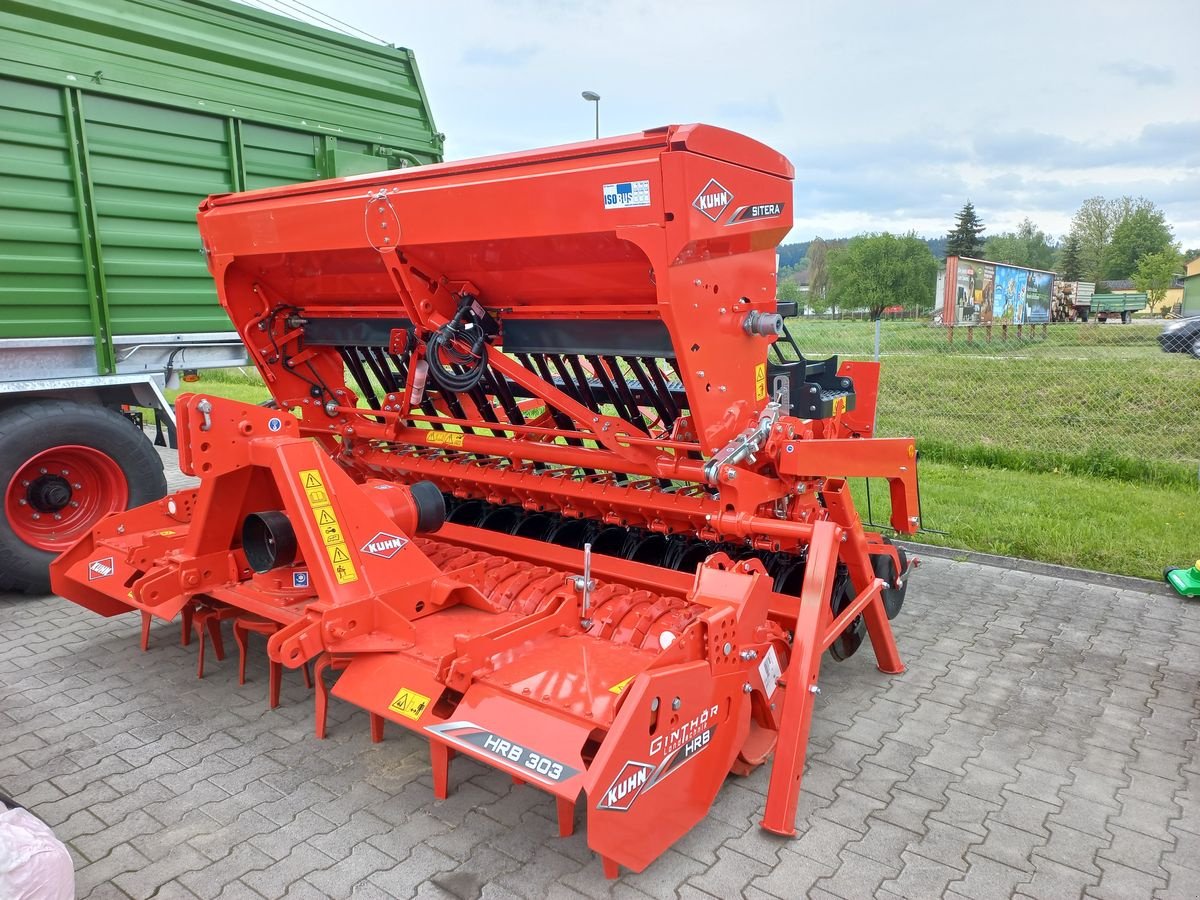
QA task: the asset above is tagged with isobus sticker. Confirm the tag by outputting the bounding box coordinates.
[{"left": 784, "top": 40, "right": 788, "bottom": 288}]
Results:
[{"left": 603, "top": 180, "right": 650, "bottom": 210}]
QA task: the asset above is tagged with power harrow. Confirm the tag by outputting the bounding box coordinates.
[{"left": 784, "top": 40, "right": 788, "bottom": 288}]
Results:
[{"left": 51, "top": 124, "right": 921, "bottom": 876}]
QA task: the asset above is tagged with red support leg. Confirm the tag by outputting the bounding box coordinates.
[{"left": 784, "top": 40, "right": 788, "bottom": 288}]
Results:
[
  {"left": 556, "top": 797, "right": 575, "bottom": 837},
  {"left": 195, "top": 617, "right": 209, "bottom": 679},
  {"left": 269, "top": 661, "right": 282, "bottom": 709},
  {"left": 314, "top": 653, "right": 332, "bottom": 739},
  {"left": 370, "top": 713, "right": 384, "bottom": 743},
  {"left": 234, "top": 622, "right": 250, "bottom": 686},
  {"left": 601, "top": 857, "right": 620, "bottom": 880},
  {"left": 822, "top": 479, "right": 905, "bottom": 676},
  {"left": 860, "top": 591, "right": 904, "bottom": 675},
  {"left": 140, "top": 612, "right": 152, "bottom": 652},
  {"left": 431, "top": 741, "right": 452, "bottom": 800},
  {"left": 206, "top": 615, "right": 226, "bottom": 661},
  {"left": 761, "top": 520, "right": 839, "bottom": 836}
]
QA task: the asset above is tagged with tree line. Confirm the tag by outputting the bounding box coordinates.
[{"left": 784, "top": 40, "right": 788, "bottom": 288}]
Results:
[{"left": 778, "top": 196, "right": 1193, "bottom": 319}]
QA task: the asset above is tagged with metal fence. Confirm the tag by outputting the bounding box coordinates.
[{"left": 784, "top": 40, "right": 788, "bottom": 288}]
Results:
[{"left": 785, "top": 317, "right": 1200, "bottom": 486}]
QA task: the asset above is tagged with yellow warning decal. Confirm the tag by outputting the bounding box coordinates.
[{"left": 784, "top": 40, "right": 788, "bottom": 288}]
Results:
[
  {"left": 608, "top": 675, "right": 635, "bottom": 695},
  {"left": 426, "top": 431, "right": 466, "bottom": 447},
  {"left": 832, "top": 396, "right": 847, "bottom": 415},
  {"left": 297, "top": 468, "right": 358, "bottom": 584},
  {"left": 754, "top": 363, "right": 767, "bottom": 401},
  {"left": 159, "top": 530, "right": 176, "bottom": 536},
  {"left": 388, "top": 687, "right": 431, "bottom": 721}
]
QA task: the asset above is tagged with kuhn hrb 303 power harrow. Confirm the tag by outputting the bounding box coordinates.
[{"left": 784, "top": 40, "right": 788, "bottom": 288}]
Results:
[{"left": 52, "top": 124, "right": 920, "bottom": 876}]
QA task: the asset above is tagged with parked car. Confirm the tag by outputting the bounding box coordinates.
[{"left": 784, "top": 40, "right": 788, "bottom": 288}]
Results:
[{"left": 1158, "top": 316, "right": 1200, "bottom": 358}]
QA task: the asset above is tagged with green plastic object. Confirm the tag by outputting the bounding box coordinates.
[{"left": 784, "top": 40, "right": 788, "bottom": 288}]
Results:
[{"left": 1165, "top": 562, "right": 1200, "bottom": 598}]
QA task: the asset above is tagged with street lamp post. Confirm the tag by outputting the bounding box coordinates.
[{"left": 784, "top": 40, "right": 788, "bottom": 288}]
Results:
[{"left": 581, "top": 91, "right": 600, "bottom": 139}]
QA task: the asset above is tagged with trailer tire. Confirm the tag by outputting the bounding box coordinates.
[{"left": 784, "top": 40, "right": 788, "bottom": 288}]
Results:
[
  {"left": 0, "top": 400, "right": 167, "bottom": 595},
  {"left": 1191, "top": 336, "right": 1200, "bottom": 359}
]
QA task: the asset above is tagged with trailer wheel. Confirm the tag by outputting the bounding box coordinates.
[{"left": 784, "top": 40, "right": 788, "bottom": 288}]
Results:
[
  {"left": 1191, "top": 336, "right": 1200, "bottom": 359},
  {"left": 0, "top": 400, "right": 166, "bottom": 594},
  {"left": 1121, "top": 310, "right": 1131, "bottom": 324}
]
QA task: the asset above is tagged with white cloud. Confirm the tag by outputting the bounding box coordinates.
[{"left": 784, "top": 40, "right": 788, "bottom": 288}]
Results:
[{"left": 264, "top": 0, "right": 1200, "bottom": 246}]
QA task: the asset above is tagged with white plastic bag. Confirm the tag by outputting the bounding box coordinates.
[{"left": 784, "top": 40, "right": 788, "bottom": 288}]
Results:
[{"left": 0, "top": 803, "right": 75, "bottom": 900}]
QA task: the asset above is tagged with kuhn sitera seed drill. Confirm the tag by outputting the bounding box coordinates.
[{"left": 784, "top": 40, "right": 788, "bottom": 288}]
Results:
[{"left": 52, "top": 124, "right": 920, "bottom": 876}]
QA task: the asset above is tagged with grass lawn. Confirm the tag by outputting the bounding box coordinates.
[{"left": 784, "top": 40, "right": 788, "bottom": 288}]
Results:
[
  {"left": 173, "top": 365, "right": 1198, "bottom": 582},
  {"left": 784, "top": 319, "right": 1200, "bottom": 486},
  {"left": 855, "top": 464, "right": 1196, "bottom": 581}
]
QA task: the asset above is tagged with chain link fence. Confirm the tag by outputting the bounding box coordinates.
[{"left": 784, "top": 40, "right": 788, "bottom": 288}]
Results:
[{"left": 785, "top": 316, "right": 1200, "bottom": 488}]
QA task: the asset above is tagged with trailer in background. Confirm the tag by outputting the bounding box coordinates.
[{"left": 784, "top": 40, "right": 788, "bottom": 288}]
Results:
[
  {"left": 1086, "top": 293, "right": 1148, "bottom": 324},
  {"left": 0, "top": 0, "right": 441, "bottom": 592},
  {"left": 1050, "top": 280, "right": 1095, "bottom": 322}
]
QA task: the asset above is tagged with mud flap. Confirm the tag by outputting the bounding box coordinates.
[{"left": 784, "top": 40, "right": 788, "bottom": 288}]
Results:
[{"left": 583, "top": 661, "right": 750, "bottom": 874}]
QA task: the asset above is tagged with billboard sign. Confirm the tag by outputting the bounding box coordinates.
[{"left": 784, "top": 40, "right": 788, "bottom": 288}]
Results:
[
  {"left": 942, "top": 257, "right": 1055, "bottom": 325},
  {"left": 952, "top": 258, "right": 994, "bottom": 325}
]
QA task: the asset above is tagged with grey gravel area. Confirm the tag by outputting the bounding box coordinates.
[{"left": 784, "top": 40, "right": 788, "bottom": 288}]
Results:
[{"left": 1, "top": 448, "right": 1198, "bottom": 898}]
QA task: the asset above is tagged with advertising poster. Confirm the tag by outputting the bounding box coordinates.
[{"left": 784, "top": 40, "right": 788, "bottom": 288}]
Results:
[
  {"left": 993, "top": 265, "right": 1027, "bottom": 325},
  {"left": 1024, "top": 271, "right": 1052, "bottom": 323},
  {"left": 953, "top": 259, "right": 994, "bottom": 325}
]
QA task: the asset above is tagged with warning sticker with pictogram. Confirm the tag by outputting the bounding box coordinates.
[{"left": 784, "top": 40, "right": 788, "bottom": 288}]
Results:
[
  {"left": 608, "top": 675, "right": 635, "bottom": 694},
  {"left": 297, "top": 468, "right": 358, "bottom": 584},
  {"left": 388, "top": 688, "right": 431, "bottom": 721}
]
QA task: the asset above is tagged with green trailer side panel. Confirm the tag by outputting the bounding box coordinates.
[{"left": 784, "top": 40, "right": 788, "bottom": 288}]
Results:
[
  {"left": 241, "top": 124, "right": 323, "bottom": 191},
  {"left": 0, "top": 0, "right": 442, "bottom": 360},
  {"left": 0, "top": 0, "right": 441, "bottom": 159},
  {"left": 81, "top": 92, "right": 237, "bottom": 335},
  {"left": 0, "top": 79, "right": 92, "bottom": 338}
]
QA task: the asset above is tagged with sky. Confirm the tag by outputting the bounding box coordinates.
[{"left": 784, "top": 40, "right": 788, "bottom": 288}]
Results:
[{"left": 254, "top": 0, "right": 1200, "bottom": 248}]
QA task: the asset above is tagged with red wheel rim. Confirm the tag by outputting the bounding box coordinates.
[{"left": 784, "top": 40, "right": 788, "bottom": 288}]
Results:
[{"left": 5, "top": 445, "right": 128, "bottom": 551}]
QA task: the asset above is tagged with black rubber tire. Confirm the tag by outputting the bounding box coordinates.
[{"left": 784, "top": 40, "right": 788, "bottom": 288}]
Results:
[
  {"left": 0, "top": 400, "right": 167, "bottom": 595},
  {"left": 1191, "top": 336, "right": 1200, "bottom": 360}
]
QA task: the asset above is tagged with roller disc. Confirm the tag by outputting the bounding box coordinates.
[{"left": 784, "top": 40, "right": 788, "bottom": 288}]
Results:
[
  {"left": 828, "top": 569, "right": 865, "bottom": 662},
  {"left": 873, "top": 539, "right": 909, "bottom": 620}
]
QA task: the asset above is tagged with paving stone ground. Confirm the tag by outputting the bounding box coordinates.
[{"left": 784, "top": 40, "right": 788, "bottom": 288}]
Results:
[{"left": 2, "top": 455, "right": 1199, "bottom": 898}]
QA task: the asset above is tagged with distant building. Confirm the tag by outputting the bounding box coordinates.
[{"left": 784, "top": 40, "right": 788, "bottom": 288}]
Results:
[
  {"left": 782, "top": 267, "right": 811, "bottom": 293},
  {"left": 1105, "top": 276, "right": 1184, "bottom": 311}
]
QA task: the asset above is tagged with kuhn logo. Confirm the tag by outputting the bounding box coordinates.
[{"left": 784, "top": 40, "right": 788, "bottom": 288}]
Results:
[
  {"left": 360, "top": 531, "right": 408, "bottom": 559},
  {"left": 88, "top": 557, "right": 114, "bottom": 580},
  {"left": 597, "top": 761, "right": 653, "bottom": 811},
  {"left": 692, "top": 178, "right": 733, "bottom": 221}
]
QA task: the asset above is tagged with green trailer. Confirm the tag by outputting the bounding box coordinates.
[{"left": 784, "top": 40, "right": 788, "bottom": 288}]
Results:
[
  {"left": 0, "top": 0, "right": 441, "bottom": 592},
  {"left": 1084, "top": 293, "right": 1147, "bottom": 324}
]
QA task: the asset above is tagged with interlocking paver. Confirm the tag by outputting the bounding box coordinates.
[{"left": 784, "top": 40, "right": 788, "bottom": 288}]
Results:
[{"left": 4, "top": 482, "right": 1200, "bottom": 899}]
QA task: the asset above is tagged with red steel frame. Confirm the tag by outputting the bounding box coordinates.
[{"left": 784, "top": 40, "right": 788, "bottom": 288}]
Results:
[{"left": 51, "top": 124, "right": 919, "bottom": 876}]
